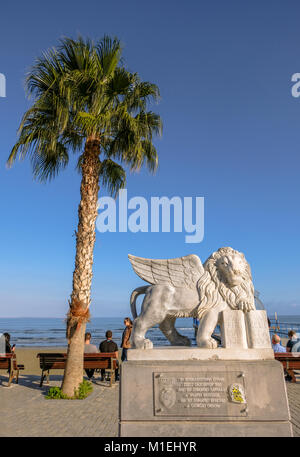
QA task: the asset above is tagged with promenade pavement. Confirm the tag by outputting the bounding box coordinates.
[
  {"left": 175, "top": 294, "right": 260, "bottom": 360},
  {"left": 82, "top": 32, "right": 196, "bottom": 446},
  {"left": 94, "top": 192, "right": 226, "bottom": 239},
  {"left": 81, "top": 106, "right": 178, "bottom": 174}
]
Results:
[
  {"left": 1, "top": 372, "right": 299, "bottom": 437},
  {"left": 0, "top": 374, "right": 119, "bottom": 437}
]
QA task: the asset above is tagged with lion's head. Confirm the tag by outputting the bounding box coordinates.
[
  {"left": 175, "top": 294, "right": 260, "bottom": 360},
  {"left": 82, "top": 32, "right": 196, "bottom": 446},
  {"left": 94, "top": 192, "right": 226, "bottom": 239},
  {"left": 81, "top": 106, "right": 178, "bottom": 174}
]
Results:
[{"left": 197, "top": 247, "right": 255, "bottom": 318}]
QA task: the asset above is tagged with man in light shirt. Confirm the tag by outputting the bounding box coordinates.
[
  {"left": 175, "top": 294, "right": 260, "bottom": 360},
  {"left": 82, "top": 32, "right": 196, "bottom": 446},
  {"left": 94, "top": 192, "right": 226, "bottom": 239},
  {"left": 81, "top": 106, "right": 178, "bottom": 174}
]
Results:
[
  {"left": 84, "top": 332, "right": 99, "bottom": 379},
  {"left": 271, "top": 334, "right": 286, "bottom": 353}
]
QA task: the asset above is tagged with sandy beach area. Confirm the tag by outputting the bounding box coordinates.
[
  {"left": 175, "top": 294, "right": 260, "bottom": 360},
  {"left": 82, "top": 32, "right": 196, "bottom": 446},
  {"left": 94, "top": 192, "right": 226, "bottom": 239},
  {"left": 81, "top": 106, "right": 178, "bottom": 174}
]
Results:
[
  {"left": 14, "top": 341, "right": 289, "bottom": 376},
  {"left": 15, "top": 347, "right": 66, "bottom": 375},
  {"left": 14, "top": 347, "right": 122, "bottom": 376}
]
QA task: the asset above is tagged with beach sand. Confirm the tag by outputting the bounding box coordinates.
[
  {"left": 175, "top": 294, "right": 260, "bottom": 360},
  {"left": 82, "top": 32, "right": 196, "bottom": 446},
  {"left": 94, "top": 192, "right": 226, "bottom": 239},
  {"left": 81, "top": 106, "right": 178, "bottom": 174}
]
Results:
[
  {"left": 15, "top": 347, "right": 67, "bottom": 375},
  {"left": 14, "top": 335, "right": 289, "bottom": 376},
  {"left": 15, "top": 342, "right": 289, "bottom": 376},
  {"left": 14, "top": 347, "right": 122, "bottom": 376}
]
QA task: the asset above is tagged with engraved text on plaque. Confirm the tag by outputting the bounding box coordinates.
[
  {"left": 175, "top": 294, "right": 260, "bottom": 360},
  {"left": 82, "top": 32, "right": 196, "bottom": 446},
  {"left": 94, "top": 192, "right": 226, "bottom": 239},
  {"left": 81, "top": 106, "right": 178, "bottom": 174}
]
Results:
[{"left": 154, "top": 371, "right": 247, "bottom": 417}]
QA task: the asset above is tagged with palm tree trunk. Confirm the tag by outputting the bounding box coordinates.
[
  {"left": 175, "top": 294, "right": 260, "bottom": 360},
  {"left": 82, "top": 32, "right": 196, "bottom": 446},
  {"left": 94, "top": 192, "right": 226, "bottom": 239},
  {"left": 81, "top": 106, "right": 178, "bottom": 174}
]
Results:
[{"left": 61, "top": 136, "right": 100, "bottom": 397}]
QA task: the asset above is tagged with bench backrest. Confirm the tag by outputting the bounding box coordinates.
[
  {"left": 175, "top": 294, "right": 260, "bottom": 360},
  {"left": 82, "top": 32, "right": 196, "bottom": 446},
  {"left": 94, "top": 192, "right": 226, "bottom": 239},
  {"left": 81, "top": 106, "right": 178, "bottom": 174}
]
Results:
[
  {"left": 0, "top": 354, "right": 18, "bottom": 370},
  {"left": 274, "top": 353, "right": 300, "bottom": 359},
  {"left": 84, "top": 353, "right": 117, "bottom": 369},
  {"left": 275, "top": 352, "right": 300, "bottom": 369},
  {"left": 37, "top": 352, "right": 117, "bottom": 370},
  {"left": 37, "top": 353, "right": 67, "bottom": 369}
]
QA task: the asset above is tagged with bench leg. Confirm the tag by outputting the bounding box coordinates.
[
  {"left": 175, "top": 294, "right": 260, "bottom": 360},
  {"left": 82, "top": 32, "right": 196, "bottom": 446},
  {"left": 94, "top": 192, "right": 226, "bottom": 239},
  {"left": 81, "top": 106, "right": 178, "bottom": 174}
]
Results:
[
  {"left": 16, "top": 369, "right": 20, "bottom": 384},
  {"left": 287, "top": 369, "right": 297, "bottom": 383},
  {"left": 7, "top": 369, "right": 14, "bottom": 387},
  {"left": 110, "top": 370, "right": 115, "bottom": 387},
  {"left": 40, "top": 370, "right": 48, "bottom": 387}
]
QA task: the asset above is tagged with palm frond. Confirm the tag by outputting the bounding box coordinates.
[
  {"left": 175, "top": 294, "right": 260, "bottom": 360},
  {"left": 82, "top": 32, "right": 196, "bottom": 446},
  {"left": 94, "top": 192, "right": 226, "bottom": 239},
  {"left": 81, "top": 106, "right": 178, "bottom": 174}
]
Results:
[
  {"left": 31, "top": 142, "right": 69, "bottom": 182},
  {"left": 96, "top": 36, "right": 122, "bottom": 78},
  {"left": 8, "top": 34, "right": 162, "bottom": 188},
  {"left": 99, "top": 159, "right": 126, "bottom": 197}
]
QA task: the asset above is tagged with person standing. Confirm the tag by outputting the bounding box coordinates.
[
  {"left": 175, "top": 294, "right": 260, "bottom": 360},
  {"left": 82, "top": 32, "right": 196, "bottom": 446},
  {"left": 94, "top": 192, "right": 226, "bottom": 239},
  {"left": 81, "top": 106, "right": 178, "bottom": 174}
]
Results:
[
  {"left": 84, "top": 332, "right": 99, "bottom": 380},
  {"left": 99, "top": 330, "right": 119, "bottom": 381},
  {"left": 121, "top": 317, "right": 133, "bottom": 362}
]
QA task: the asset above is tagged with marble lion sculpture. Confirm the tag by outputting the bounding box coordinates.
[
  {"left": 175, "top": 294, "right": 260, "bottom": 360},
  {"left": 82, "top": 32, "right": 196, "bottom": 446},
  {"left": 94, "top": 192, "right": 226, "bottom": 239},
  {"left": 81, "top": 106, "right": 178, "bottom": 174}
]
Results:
[{"left": 129, "top": 246, "right": 256, "bottom": 349}]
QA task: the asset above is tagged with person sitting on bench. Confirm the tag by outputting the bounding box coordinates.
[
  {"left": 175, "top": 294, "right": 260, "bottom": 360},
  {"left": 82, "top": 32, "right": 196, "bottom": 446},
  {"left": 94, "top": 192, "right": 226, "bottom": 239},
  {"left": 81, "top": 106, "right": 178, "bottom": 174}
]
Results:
[
  {"left": 84, "top": 332, "right": 99, "bottom": 380},
  {"left": 272, "top": 334, "right": 286, "bottom": 353},
  {"left": 99, "top": 330, "right": 119, "bottom": 381},
  {"left": 286, "top": 330, "right": 298, "bottom": 352},
  {"left": 4, "top": 333, "right": 15, "bottom": 354},
  {"left": 4, "top": 333, "right": 15, "bottom": 374}
]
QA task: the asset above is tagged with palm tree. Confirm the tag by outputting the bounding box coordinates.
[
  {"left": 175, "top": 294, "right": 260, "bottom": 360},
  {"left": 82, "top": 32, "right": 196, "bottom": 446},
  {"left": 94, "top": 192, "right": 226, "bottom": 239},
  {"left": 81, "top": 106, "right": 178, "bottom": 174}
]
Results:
[{"left": 7, "top": 36, "right": 162, "bottom": 396}]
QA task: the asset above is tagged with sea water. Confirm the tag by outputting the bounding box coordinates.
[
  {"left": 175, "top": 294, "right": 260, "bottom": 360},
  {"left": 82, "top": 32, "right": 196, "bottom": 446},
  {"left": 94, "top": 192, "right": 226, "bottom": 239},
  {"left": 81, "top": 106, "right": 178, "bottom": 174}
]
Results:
[
  {"left": 0, "top": 317, "right": 196, "bottom": 347},
  {"left": 0, "top": 315, "right": 299, "bottom": 348}
]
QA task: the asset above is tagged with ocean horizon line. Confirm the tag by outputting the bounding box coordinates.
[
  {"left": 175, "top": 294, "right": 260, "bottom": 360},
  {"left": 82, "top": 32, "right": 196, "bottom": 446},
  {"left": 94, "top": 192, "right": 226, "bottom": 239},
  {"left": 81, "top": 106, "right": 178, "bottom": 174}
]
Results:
[
  {"left": 1, "top": 314, "right": 300, "bottom": 319},
  {"left": 0, "top": 316, "right": 127, "bottom": 319}
]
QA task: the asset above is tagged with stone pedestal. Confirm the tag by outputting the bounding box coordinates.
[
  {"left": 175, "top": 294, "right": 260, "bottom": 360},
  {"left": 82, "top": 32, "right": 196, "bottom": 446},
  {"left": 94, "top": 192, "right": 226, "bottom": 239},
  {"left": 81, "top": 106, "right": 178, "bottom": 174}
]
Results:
[{"left": 119, "top": 348, "right": 293, "bottom": 437}]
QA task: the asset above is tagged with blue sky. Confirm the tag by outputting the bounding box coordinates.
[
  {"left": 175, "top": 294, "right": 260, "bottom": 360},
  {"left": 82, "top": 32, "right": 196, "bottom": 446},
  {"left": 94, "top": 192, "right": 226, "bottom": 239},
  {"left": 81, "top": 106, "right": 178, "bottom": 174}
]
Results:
[{"left": 0, "top": 0, "right": 300, "bottom": 317}]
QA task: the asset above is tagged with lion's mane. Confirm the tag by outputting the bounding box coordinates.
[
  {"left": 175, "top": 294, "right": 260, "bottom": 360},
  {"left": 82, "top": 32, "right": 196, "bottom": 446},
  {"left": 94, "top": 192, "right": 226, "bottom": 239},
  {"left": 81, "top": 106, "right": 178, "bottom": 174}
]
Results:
[{"left": 196, "top": 247, "right": 255, "bottom": 319}]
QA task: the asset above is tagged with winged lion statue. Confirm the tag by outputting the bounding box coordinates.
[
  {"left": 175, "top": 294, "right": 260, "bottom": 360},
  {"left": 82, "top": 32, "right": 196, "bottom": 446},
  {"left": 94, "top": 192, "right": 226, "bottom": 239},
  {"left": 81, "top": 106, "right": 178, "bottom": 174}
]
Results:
[{"left": 128, "top": 247, "right": 256, "bottom": 349}]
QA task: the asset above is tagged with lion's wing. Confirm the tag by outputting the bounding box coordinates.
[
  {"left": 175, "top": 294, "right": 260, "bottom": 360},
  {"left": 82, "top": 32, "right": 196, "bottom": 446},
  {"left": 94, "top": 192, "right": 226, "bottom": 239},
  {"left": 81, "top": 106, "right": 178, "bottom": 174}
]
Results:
[{"left": 128, "top": 254, "right": 204, "bottom": 289}]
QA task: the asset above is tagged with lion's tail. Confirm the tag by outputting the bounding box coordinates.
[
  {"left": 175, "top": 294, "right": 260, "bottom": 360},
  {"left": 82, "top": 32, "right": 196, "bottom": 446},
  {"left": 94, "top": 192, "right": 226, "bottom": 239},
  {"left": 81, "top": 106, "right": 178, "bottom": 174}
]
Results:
[{"left": 130, "top": 286, "right": 149, "bottom": 320}]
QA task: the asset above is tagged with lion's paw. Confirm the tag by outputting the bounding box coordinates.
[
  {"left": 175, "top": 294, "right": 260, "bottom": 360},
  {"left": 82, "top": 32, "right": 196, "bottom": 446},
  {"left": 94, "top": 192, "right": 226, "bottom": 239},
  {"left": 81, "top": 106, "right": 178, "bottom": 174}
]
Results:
[
  {"left": 143, "top": 339, "right": 153, "bottom": 349},
  {"left": 208, "top": 337, "right": 218, "bottom": 349},
  {"left": 238, "top": 301, "right": 256, "bottom": 312},
  {"left": 197, "top": 337, "right": 218, "bottom": 349}
]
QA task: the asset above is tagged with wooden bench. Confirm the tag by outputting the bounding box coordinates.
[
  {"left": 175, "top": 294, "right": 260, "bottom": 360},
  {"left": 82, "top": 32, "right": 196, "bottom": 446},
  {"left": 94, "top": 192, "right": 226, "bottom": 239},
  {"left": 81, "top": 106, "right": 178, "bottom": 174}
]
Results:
[
  {"left": 0, "top": 354, "right": 25, "bottom": 387},
  {"left": 275, "top": 352, "right": 300, "bottom": 383},
  {"left": 37, "top": 353, "right": 118, "bottom": 387}
]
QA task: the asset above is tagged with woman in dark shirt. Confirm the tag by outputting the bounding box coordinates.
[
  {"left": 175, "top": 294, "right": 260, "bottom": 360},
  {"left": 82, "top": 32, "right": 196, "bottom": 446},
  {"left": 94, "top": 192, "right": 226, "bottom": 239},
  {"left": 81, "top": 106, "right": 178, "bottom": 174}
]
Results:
[
  {"left": 286, "top": 330, "right": 298, "bottom": 352},
  {"left": 121, "top": 318, "right": 133, "bottom": 362}
]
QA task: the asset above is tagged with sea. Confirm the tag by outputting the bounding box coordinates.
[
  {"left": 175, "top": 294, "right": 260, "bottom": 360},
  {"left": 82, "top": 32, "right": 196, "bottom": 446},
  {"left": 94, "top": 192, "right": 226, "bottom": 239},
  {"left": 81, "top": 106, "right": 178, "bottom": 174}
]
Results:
[
  {"left": 1, "top": 315, "right": 300, "bottom": 348},
  {"left": 0, "top": 317, "right": 197, "bottom": 348}
]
